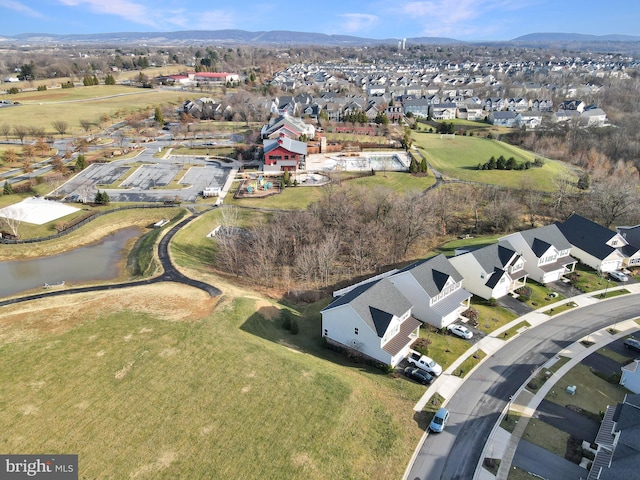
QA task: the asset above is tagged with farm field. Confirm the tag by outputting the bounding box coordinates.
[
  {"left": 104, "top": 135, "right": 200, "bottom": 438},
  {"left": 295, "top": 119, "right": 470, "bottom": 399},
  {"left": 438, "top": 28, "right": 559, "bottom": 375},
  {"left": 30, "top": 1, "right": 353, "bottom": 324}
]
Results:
[
  {"left": 0, "top": 283, "right": 425, "bottom": 480},
  {"left": 412, "top": 132, "right": 577, "bottom": 191},
  {"left": 0, "top": 85, "right": 187, "bottom": 135}
]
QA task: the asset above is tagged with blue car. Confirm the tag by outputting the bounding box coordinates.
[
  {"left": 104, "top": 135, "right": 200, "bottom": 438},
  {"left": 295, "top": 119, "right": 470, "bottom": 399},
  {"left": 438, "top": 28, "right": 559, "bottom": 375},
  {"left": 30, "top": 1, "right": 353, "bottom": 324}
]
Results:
[{"left": 429, "top": 408, "right": 450, "bottom": 433}]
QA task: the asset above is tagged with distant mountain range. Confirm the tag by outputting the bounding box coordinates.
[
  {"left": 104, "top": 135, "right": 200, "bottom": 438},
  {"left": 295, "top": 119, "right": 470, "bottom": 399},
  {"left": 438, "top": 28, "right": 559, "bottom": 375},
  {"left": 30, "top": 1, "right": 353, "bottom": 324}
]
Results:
[{"left": 0, "top": 30, "right": 639, "bottom": 47}]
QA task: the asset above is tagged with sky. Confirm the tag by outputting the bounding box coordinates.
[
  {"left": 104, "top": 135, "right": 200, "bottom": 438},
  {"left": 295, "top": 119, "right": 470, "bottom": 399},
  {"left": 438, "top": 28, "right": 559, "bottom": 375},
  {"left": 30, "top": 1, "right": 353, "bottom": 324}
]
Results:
[{"left": 1, "top": 0, "right": 639, "bottom": 41}]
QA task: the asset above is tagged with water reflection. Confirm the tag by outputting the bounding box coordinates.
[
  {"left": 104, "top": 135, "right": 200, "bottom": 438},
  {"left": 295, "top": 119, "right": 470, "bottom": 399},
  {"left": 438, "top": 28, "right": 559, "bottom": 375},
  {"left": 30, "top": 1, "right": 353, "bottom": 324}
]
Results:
[{"left": 0, "top": 227, "right": 142, "bottom": 298}]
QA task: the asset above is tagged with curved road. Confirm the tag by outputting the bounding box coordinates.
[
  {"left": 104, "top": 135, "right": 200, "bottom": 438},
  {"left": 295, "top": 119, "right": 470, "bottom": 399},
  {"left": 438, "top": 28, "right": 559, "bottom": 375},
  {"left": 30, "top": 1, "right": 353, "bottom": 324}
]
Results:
[
  {"left": 408, "top": 294, "right": 640, "bottom": 480},
  {"left": 0, "top": 213, "right": 221, "bottom": 308}
]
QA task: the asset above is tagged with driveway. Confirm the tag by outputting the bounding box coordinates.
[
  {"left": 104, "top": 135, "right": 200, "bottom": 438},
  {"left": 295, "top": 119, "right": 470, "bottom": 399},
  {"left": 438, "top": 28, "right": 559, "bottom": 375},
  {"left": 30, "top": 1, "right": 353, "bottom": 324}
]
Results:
[
  {"left": 498, "top": 294, "right": 533, "bottom": 316},
  {"left": 535, "top": 399, "right": 600, "bottom": 442},
  {"left": 581, "top": 351, "right": 623, "bottom": 377},
  {"left": 513, "top": 439, "right": 586, "bottom": 480},
  {"left": 548, "top": 279, "right": 583, "bottom": 298}
]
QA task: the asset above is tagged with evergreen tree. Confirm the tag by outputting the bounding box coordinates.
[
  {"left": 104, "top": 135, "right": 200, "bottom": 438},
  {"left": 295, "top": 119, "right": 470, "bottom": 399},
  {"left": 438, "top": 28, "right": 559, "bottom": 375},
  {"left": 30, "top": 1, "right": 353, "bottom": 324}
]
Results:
[
  {"left": 409, "top": 156, "right": 418, "bottom": 174},
  {"left": 420, "top": 157, "right": 428, "bottom": 173},
  {"left": 75, "top": 154, "right": 87, "bottom": 171},
  {"left": 104, "top": 74, "right": 116, "bottom": 85},
  {"left": 3, "top": 180, "right": 13, "bottom": 195},
  {"left": 154, "top": 106, "right": 164, "bottom": 126}
]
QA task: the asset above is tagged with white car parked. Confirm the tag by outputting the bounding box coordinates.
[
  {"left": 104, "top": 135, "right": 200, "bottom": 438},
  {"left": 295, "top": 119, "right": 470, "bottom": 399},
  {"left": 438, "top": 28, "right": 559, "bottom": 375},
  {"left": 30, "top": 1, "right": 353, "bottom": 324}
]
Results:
[
  {"left": 609, "top": 271, "right": 629, "bottom": 282},
  {"left": 447, "top": 323, "right": 473, "bottom": 339}
]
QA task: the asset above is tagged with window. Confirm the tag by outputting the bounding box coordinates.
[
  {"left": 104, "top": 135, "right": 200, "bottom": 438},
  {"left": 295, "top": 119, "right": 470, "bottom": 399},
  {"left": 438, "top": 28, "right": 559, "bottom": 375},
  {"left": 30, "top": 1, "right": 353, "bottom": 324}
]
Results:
[{"left": 354, "top": 327, "right": 359, "bottom": 335}]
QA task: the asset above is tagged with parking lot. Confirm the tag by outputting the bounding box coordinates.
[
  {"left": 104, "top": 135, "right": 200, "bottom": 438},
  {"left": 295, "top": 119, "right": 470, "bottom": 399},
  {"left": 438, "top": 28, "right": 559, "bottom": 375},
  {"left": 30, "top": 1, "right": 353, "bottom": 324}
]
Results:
[{"left": 55, "top": 158, "right": 233, "bottom": 203}]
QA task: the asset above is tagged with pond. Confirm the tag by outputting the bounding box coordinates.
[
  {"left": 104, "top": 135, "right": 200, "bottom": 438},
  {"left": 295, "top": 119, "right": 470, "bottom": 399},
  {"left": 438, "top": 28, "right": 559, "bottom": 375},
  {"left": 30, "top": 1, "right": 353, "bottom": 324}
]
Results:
[{"left": 0, "top": 227, "right": 142, "bottom": 299}]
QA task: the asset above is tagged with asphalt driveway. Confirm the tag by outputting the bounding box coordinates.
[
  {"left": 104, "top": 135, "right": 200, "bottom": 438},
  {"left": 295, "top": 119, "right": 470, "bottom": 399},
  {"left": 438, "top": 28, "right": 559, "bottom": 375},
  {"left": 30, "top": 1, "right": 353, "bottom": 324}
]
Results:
[
  {"left": 581, "top": 351, "right": 623, "bottom": 377},
  {"left": 535, "top": 399, "right": 600, "bottom": 441},
  {"left": 498, "top": 294, "right": 533, "bottom": 316},
  {"left": 514, "top": 439, "right": 586, "bottom": 480}
]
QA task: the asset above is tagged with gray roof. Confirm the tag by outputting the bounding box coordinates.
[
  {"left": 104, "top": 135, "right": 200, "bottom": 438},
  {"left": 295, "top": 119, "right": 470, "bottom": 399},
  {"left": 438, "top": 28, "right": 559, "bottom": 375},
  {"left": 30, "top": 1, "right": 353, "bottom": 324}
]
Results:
[
  {"left": 471, "top": 243, "right": 520, "bottom": 273},
  {"left": 322, "top": 278, "right": 412, "bottom": 338},
  {"left": 491, "top": 111, "right": 517, "bottom": 119},
  {"left": 517, "top": 224, "right": 572, "bottom": 256},
  {"left": 618, "top": 225, "right": 640, "bottom": 249},
  {"left": 263, "top": 135, "right": 307, "bottom": 156},
  {"left": 556, "top": 214, "right": 619, "bottom": 261},
  {"left": 396, "top": 254, "right": 463, "bottom": 298}
]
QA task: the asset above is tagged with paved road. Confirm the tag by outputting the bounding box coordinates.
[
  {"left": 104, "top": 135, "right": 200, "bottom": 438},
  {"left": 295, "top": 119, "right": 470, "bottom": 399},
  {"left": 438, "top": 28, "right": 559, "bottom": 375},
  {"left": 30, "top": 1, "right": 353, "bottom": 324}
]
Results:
[
  {"left": 408, "top": 295, "right": 640, "bottom": 480},
  {"left": 513, "top": 439, "right": 586, "bottom": 480},
  {"left": 0, "top": 212, "right": 221, "bottom": 308}
]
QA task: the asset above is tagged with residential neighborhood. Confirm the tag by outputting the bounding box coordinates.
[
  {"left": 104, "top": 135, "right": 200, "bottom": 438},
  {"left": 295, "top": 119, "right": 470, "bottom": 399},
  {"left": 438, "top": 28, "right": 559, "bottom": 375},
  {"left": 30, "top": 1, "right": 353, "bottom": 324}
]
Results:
[{"left": 1, "top": 19, "right": 640, "bottom": 480}]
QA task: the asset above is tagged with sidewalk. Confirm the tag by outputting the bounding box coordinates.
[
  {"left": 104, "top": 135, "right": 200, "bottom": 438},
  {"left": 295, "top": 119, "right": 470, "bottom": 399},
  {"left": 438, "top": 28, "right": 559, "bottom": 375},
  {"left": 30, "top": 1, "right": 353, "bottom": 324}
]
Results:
[{"left": 404, "top": 282, "right": 640, "bottom": 480}]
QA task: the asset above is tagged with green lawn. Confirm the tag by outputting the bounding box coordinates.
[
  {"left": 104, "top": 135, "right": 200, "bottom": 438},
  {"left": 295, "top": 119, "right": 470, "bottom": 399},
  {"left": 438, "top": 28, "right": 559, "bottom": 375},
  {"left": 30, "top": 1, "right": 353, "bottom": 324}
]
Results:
[
  {"left": 522, "top": 420, "right": 570, "bottom": 458},
  {"left": 567, "top": 263, "right": 611, "bottom": 293},
  {"left": 416, "top": 326, "right": 473, "bottom": 369},
  {"left": 225, "top": 171, "right": 435, "bottom": 210},
  {"left": 504, "top": 321, "right": 531, "bottom": 338},
  {"left": 0, "top": 293, "right": 425, "bottom": 480},
  {"left": 454, "top": 349, "right": 486, "bottom": 378},
  {"left": 470, "top": 298, "right": 518, "bottom": 334},
  {"left": 545, "top": 363, "right": 629, "bottom": 417},
  {"left": 519, "top": 281, "right": 565, "bottom": 309},
  {"left": 435, "top": 234, "right": 503, "bottom": 257},
  {"left": 542, "top": 302, "right": 577, "bottom": 316},
  {"left": 411, "top": 132, "right": 577, "bottom": 191}
]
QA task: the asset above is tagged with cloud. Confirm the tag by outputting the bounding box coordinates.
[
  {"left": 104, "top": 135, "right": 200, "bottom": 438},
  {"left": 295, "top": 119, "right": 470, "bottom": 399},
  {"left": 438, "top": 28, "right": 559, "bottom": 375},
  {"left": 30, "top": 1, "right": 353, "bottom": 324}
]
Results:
[
  {"left": 58, "top": 0, "right": 158, "bottom": 27},
  {"left": 0, "top": 0, "right": 44, "bottom": 18},
  {"left": 339, "top": 13, "right": 380, "bottom": 33},
  {"left": 400, "top": 0, "right": 532, "bottom": 37}
]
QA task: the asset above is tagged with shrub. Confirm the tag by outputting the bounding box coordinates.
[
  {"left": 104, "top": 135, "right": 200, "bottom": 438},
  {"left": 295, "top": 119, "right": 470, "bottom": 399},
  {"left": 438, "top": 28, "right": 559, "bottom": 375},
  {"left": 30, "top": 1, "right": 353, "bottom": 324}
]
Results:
[
  {"left": 37, "top": 85, "right": 47, "bottom": 91},
  {"left": 281, "top": 310, "right": 292, "bottom": 330},
  {"left": 290, "top": 318, "right": 299, "bottom": 335},
  {"left": 7, "top": 87, "right": 19, "bottom": 94}
]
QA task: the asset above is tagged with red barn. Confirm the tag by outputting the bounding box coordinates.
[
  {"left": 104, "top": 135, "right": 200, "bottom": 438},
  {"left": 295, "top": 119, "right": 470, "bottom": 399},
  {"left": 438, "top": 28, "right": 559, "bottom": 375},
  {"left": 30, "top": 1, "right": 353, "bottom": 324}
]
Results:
[{"left": 263, "top": 133, "right": 307, "bottom": 172}]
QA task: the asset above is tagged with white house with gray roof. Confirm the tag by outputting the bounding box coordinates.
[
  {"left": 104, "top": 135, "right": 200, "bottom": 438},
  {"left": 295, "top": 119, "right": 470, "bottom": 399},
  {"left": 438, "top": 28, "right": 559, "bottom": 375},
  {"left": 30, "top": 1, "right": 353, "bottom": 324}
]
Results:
[
  {"left": 387, "top": 254, "right": 472, "bottom": 329},
  {"left": 500, "top": 224, "right": 577, "bottom": 284},
  {"left": 320, "top": 254, "right": 471, "bottom": 366},
  {"left": 556, "top": 214, "right": 628, "bottom": 273},
  {"left": 321, "top": 278, "right": 420, "bottom": 367},
  {"left": 449, "top": 243, "right": 528, "bottom": 300}
]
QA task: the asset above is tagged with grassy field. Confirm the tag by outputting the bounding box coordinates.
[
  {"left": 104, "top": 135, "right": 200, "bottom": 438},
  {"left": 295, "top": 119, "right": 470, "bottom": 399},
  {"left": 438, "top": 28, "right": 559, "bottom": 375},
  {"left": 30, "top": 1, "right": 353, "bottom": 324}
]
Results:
[
  {"left": 0, "top": 282, "right": 425, "bottom": 479},
  {"left": 0, "top": 85, "right": 187, "bottom": 135},
  {"left": 411, "top": 132, "right": 577, "bottom": 191},
  {"left": 224, "top": 171, "right": 435, "bottom": 211}
]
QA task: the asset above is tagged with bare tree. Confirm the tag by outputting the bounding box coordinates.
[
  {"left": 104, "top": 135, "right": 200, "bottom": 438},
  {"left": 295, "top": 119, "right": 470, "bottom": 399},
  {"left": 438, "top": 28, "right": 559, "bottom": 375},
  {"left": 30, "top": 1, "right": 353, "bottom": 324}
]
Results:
[
  {"left": 519, "top": 178, "right": 543, "bottom": 228},
  {"left": 13, "top": 125, "right": 27, "bottom": 144},
  {"left": 52, "top": 120, "right": 68, "bottom": 137},
  {"left": 588, "top": 165, "right": 640, "bottom": 227},
  {"left": 1, "top": 208, "right": 25, "bottom": 238},
  {"left": 79, "top": 119, "right": 93, "bottom": 133},
  {"left": 0, "top": 124, "right": 11, "bottom": 141}
]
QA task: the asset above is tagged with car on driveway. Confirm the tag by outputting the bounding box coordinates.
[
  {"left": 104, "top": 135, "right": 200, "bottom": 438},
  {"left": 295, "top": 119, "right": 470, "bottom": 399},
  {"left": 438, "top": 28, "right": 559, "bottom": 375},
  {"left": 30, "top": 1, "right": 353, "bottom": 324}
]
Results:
[
  {"left": 609, "top": 271, "right": 629, "bottom": 282},
  {"left": 447, "top": 323, "right": 473, "bottom": 339},
  {"left": 624, "top": 337, "right": 640, "bottom": 353},
  {"left": 404, "top": 367, "right": 434, "bottom": 385},
  {"left": 429, "top": 407, "right": 450, "bottom": 433}
]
